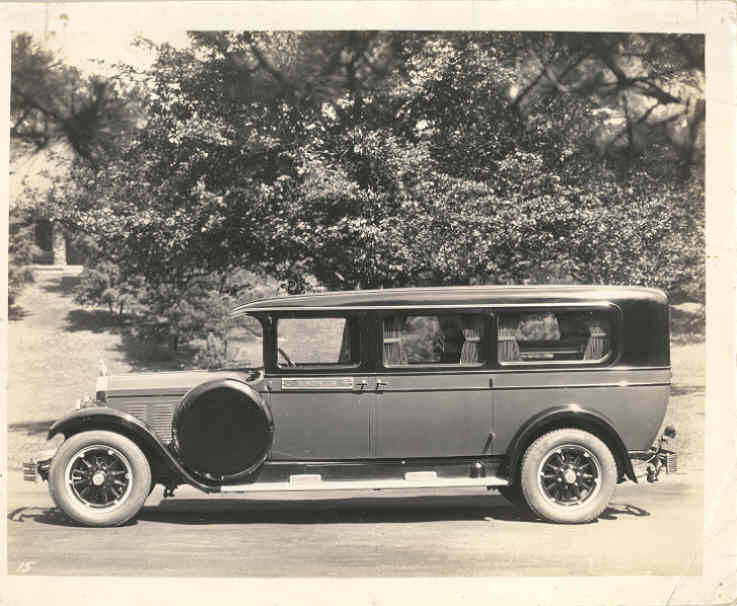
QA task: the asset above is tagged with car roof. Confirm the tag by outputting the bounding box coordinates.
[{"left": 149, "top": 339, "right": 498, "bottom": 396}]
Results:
[{"left": 232, "top": 285, "right": 667, "bottom": 314}]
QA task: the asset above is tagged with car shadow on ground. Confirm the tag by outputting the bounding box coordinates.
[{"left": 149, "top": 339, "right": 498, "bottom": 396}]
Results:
[
  {"left": 138, "top": 497, "right": 542, "bottom": 525},
  {"left": 139, "top": 496, "right": 652, "bottom": 525},
  {"left": 598, "top": 502, "right": 650, "bottom": 520},
  {"left": 7, "top": 501, "right": 536, "bottom": 527},
  {"left": 7, "top": 506, "right": 140, "bottom": 527},
  {"left": 8, "top": 496, "right": 651, "bottom": 527}
]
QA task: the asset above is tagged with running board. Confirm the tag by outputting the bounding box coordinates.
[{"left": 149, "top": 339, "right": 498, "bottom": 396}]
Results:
[{"left": 219, "top": 472, "right": 509, "bottom": 493}]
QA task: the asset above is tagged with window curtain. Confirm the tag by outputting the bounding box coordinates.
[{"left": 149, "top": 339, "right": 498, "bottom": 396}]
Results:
[
  {"left": 460, "top": 315, "right": 485, "bottom": 364},
  {"left": 383, "top": 316, "right": 407, "bottom": 365},
  {"left": 583, "top": 319, "right": 609, "bottom": 360},
  {"left": 498, "top": 315, "right": 521, "bottom": 362}
]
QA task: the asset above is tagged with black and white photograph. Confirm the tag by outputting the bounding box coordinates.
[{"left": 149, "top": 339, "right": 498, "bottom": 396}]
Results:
[{"left": 2, "top": 2, "right": 735, "bottom": 605}]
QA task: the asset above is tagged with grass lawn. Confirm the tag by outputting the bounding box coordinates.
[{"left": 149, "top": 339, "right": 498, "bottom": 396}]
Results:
[
  {"left": 6, "top": 270, "right": 705, "bottom": 475},
  {"left": 8, "top": 270, "right": 138, "bottom": 467},
  {"left": 663, "top": 340, "right": 705, "bottom": 473}
]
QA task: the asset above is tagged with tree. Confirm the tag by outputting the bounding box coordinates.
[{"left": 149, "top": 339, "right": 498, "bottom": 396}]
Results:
[
  {"left": 8, "top": 204, "right": 41, "bottom": 305},
  {"left": 10, "top": 32, "right": 139, "bottom": 302},
  {"left": 48, "top": 31, "right": 704, "bottom": 355},
  {"left": 11, "top": 32, "right": 135, "bottom": 167}
]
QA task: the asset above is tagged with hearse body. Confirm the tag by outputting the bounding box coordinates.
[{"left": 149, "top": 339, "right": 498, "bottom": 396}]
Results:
[{"left": 25, "top": 285, "right": 677, "bottom": 526}]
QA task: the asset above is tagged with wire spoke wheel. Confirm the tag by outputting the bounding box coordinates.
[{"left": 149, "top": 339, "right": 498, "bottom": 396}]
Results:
[
  {"left": 537, "top": 444, "right": 602, "bottom": 507},
  {"left": 65, "top": 445, "right": 133, "bottom": 509}
]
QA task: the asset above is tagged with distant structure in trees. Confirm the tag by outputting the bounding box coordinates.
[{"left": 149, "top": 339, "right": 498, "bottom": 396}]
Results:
[
  {"left": 10, "top": 147, "right": 82, "bottom": 267},
  {"left": 29, "top": 214, "right": 82, "bottom": 266}
]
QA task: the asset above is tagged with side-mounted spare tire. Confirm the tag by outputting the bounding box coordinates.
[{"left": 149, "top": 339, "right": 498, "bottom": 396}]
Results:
[{"left": 172, "top": 378, "right": 274, "bottom": 482}]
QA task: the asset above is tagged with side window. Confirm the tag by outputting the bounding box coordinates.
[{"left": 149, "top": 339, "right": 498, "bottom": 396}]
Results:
[
  {"left": 383, "top": 313, "right": 486, "bottom": 366},
  {"left": 497, "top": 309, "right": 612, "bottom": 364},
  {"left": 276, "top": 317, "right": 360, "bottom": 368}
]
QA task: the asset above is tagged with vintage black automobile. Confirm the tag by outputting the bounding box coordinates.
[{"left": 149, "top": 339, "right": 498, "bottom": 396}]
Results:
[{"left": 24, "top": 285, "right": 677, "bottom": 526}]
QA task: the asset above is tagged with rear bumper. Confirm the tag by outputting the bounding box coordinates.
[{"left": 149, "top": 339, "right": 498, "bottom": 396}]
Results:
[
  {"left": 628, "top": 424, "right": 678, "bottom": 482},
  {"left": 22, "top": 449, "right": 57, "bottom": 483},
  {"left": 662, "top": 450, "right": 677, "bottom": 473}
]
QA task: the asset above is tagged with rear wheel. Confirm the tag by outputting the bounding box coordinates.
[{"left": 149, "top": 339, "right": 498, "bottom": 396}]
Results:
[
  {"left": 520, "top": 428, "right": 616, "bottom": 524},
  {"left": 49, "top": 430, "right": 151, "bottom": 527}
]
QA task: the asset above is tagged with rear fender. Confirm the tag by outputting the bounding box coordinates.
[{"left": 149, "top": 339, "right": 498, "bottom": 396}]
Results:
[
  {"left": 47, "top": 407, "right": 216, "bottom": 492},
  {"left": 506, "top": 404, "right": 636, "bottom": 484}
]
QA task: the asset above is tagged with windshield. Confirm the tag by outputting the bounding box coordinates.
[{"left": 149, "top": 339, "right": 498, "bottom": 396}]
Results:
[{"left": 222, "top": 314, "right": 264, "bottom": 369}]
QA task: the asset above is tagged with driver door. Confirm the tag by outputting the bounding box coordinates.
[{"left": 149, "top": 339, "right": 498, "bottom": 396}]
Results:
[{"left": 266, "top": 314, "right": 372, "bottom": 460}]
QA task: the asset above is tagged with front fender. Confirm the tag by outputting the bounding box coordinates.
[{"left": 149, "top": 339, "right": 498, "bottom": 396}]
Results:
[
  {"left": 506, "top": 404, "right": 636, "bottom": 484},
  {"left": 47, "top": 407, "right": 217, "bottom": 492}
]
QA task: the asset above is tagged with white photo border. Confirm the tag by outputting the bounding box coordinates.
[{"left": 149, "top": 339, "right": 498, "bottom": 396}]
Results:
[{"left": 1, "top": 2, "right": 734, "bottom": 605}]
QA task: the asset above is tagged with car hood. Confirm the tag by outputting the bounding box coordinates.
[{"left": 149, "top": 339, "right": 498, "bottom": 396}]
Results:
[{"left": 101, "top": 369, "right": 264, "bottom": 397}]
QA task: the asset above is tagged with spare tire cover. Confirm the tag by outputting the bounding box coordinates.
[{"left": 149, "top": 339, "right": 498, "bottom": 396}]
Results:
[{"left": 172, "top": 378, "right": 273, "bottom": 480}]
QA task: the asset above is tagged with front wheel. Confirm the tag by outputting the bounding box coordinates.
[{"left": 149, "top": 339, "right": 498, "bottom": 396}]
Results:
[
  {"left": 520, "top": 428, "right": 617, "bottom": 524},
  {"left": 48, "top": 430, "right": 152, "bottom": 527}
]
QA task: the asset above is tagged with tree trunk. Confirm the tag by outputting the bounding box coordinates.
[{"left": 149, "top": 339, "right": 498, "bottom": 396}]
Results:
[{"left": 50, "top": 222, "right": 67, "bottom": 266}]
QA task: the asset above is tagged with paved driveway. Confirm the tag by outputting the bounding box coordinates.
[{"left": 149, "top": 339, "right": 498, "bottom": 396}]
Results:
[{"left": 7, "top": 471, "right": 702, "bottom": 577}]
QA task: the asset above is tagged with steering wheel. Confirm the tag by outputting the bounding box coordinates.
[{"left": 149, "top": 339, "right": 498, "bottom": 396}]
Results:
[{"left": 278, "top": 347, "right": 296, "bottom": 367}]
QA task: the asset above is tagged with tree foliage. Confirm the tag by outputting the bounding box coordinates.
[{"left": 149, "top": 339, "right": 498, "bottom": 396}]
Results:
[
  {"left": 11, "top": 32, "right": 135, "bottom": 167},
  {"left": 47, "top": 31, "right": 704, "bottom": 353},
  {"left": 8, "top": 205, "right": 41, "bottom": 305},
  {"left": 9, "top": 32, "right": 140, "bottom": 306}
]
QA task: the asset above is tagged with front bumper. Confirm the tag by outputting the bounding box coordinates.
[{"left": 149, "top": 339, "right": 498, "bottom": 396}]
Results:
[{"left": 22, "top": 449, "right": 57, "bottom": 483}]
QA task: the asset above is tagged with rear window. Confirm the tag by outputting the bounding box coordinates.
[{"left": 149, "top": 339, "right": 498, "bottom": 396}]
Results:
[
  {"left": 383, "top": 313, "right": 486, "bottom": 366},
  {"left": 497, "top": 309, "right": 612, "bottom": 364}
]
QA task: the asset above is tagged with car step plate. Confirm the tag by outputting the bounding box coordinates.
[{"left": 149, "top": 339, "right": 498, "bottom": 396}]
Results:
[{"left": 219, "top": 474, "right": 509, "bottom": 493}]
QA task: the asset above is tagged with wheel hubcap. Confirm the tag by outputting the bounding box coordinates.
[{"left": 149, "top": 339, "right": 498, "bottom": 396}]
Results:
[
  {"left": 65, "top": 445, "right": 133, "bottom": 509},
  {"left": 537, "top": 444, "right": 601, "bottom": 507}
]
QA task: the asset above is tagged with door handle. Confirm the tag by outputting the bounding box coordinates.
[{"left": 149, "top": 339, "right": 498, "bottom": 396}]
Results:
[{"left": 376, "top": 379, "right": 387, "bottom": 392}]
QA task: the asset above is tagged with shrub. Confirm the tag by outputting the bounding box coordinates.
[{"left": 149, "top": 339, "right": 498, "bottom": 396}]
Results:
[
  {"left": 193, "top": 332, "right": 227, "bottom": 369},
  {"left": 74, "top": 261, "right": 145, "bottom": 320},
  {"left": 8, "top": 205, "right": 41, "bottom": 304}
]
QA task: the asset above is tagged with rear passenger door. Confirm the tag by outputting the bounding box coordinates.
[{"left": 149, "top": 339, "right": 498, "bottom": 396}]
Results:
[
  {"left": 490, "top": 306, "right": 619, "bottom": 454},
  {"left": 372, "top": 310, "right": 495, "bottom": 458}
]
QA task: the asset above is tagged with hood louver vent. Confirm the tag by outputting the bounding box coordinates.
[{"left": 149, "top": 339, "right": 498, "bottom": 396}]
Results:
[{"left": 118, "top": 400, "right": 177, "bottom": 444}]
